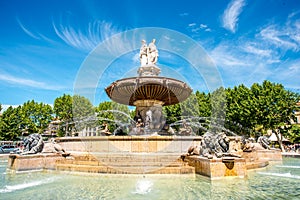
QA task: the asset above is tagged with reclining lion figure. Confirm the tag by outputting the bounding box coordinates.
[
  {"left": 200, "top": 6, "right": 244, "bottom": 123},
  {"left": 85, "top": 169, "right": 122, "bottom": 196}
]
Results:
[
  {"left": 199, "top": 132, "right": 230, "bottom": 159},
  {"left": 22, "top": 133, "right": 44, "bottom": 155},
  {"left": 21, "top": 134, "right": 67, "bottom": 156},
  {"left": 42, "top": 138, "right": 66, "bottom": 154},
  {"left": 184, "top": 132, "right": 241, "bottom": 159}
]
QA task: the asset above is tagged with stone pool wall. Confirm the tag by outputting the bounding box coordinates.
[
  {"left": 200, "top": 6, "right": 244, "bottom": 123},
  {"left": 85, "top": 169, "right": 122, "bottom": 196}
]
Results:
[
  {"left": 55, "top": 136, "right": 202, "bottom": 153},
  {"left": 8, "top": 154, "right": 64, "bottom": 172}
]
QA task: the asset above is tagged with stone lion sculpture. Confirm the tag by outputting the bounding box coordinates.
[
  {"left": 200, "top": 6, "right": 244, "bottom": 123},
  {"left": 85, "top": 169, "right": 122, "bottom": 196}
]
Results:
[
  {"left": 187, "top": 145, "right": 200, "bottom": 156},
  {"left": 257, "top": 136, "right": 271, "bottom": 149},
  {"left": 42, "top": 138, "right": 66, "bottom": 154},
  {"left": 183, "top": 132, "right": 242, "bottom": 160},
  {"left": 242, "top": 136, "right": 269, "bottom": 152},
  {"left": 22, "top": 133, "right": 44, "bottom": 155},
  {"left": 199, "top": 132, "right": 230, "bottom": 159}
]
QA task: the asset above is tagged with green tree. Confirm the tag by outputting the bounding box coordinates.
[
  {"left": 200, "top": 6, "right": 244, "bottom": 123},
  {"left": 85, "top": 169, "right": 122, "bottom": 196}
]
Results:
[
  {"left": 96, "top": 101, "right": 131, "bottom": 132},
  {"left": 0, "top": 106, "right": 23, "bottom": 140},
  {"left": 180, "top": 93, "right": 200, "bottom": 117},
  {"left": 54, "top": 94, "right": 73, "bottom": 121},
  {"left": 195, "top": 91, "right": 211, "bottom": 117},
  {"left": 288, "top": 125, "right": 300, "bottom": 143},
  {"left": 210, "top": 87, "right": 226, "bottom": 131},
  {"left": 72, "top": 95, "right": 95, "bottom": 132},
  {"left": 251, "top": 81, "right": 298, "bottom": 151},
  {"left": 163, "top": 93, "right": 205, "bottom": 125},
  {"left": 21, "top": 100, "right": 53, "bottom": 134},
  {"left": 163, "top": 103, "right": 181, "bottom": 125},
  {"left": 72, "top": 95, "right": 94, "bottom": 119},
  {"left": 54, "top": 94, "right": 73, "bottom": 136},
  {"left": 225, "top": 85, "right": 254, "bottom": 136}
]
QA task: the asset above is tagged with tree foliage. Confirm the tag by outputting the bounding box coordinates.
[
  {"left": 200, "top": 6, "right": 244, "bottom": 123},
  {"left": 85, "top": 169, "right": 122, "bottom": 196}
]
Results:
[
  {"left": 250, "top": 81, "right": 298, "bottom": 150},
  {"left": 71, "top": 95, "right": 95, "bottom": 133},
  {"left": 210, "top": 87, "right": 226, "bottom": 129},
  {"left": 225, "top": 85, "right": 255, "bottom": 135},
  {"left": 224, "top": 81, "right": 299, "bottom": 150},
  {"left": 0, "top": 106, "right": 23, "bottom": 140},
  {"left": 0, "top": 101, "right": 53, "bottom": 140},
  {"left": 54, "top": 94, "right": 73, "bottom": 121},
  {"left": 72, "top": 95, "right": 94, "bottom": 119},
  {"left": 53, "top": 94, "right": 73, "bottom": 136},
  {"left": 95, "top": 101, "right": 131, "bottom": 132},
  {"left": 288, "top": 125, "right": 300, "bottom": 143},
  {"left": 162, "top": 104, "right": 181, "bottom": 125},
  {"left": 195, "top": 91, "right": 211, "bottom": 117},
  {"left": 21, "top": 100, "right": 53, "bottom": 134},
  {"left": 54, "top": 95, "right": 95, "bottom": 136}
]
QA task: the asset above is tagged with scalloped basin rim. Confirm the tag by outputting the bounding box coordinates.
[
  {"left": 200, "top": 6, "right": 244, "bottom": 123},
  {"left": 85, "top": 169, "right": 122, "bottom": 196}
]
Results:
[{"left": 105, "top": 76, "right": 193, "bottom": 106}]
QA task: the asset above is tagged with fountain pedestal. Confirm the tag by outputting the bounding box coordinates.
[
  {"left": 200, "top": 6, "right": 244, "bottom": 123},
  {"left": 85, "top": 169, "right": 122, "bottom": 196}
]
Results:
[
  {"left": 134, "top": 100, "right": 164, "bottom": 130},
  {"left": 185, "top": 156, "right": 247, "bottom": 179},
  {"left": 8, "top": 154, "right": 65, "bottom": 172},
  {"left": 137, "top": 64, "right": 161, "bottom": 76}
]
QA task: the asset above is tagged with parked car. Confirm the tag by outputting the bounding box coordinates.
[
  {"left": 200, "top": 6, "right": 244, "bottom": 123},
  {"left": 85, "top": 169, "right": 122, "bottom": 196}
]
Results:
[{"left": 0, "top": 145, "right": 20, "bottom": 154}]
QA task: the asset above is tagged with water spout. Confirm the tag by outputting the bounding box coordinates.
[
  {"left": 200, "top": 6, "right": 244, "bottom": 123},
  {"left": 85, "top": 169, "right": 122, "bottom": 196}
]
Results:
[{"left": 133, "top": 178, "right": 153, "bottom": 195}]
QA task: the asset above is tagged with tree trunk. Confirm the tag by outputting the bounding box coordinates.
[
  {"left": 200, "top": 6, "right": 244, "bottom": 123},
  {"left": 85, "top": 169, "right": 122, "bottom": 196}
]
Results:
[
  {"left": 274, "top": 129, "right": 285, "bottom": 152},
  {"left": 66, "top": 122, "right": 69, "bottom": 137}
]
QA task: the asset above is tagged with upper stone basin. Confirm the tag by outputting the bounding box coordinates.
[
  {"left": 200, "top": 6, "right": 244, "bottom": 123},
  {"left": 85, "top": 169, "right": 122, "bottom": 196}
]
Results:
[{"left": 105, "top": 76, "right": 192, "bottom": 106}]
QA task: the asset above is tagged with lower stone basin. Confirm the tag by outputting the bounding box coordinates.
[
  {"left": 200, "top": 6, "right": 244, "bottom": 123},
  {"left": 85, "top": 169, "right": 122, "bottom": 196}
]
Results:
[{"left": 6, "top": 136, "right": 282, "bottom": 179}]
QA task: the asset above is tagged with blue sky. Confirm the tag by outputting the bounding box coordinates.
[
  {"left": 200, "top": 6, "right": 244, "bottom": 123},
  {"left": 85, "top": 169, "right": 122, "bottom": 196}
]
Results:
[{"left": 0, "top": 0, "right": 300, "bottom": 110}]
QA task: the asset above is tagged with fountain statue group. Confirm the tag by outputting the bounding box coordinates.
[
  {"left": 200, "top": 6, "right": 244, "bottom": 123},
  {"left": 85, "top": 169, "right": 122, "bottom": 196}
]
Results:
[{"left": 139, "top": 39, "right": 158, "bottom": 66}]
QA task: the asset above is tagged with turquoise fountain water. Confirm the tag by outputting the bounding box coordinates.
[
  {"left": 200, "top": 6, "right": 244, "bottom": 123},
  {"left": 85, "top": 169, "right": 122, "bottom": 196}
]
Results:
[{"left": 1, "top": 157, "right": 299, "bottom": 199}]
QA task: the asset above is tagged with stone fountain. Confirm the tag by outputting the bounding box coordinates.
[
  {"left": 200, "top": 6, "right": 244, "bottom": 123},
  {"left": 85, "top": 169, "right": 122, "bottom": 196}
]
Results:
[
  {"left": 6, "top": 38, "right": 282, "bottom": 179},
  {"left": 105, "top": 39, "right": 192, "bottom": 133}
]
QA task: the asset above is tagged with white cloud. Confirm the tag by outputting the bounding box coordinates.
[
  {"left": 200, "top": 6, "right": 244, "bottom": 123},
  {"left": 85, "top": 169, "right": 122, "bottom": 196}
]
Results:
[
  {"left": 17, "top": 18, "right": 40, "bottom": 40},
  {"left": 0, "top": 73, "right": 63, "bottom": 90},
  {"left": 272, "top": 59, "right": 300, "bottom": 89},
  {"left": 222, "top": 0, "right": 246, "bottom": 33},
  {"left": 210, "top": 44, "right": 251, "bottom": 67},
  {"left": 17, "top": 18, "right": 55, "bottom": 43},
  {"left": 179, "top": 13, "right": 189, "bottom": 17},
  {"left": 200, "top": 24, "right": 207, "bottom": 29},
  {"left": 191, "top": 27, "right": 201, "bottom": 33},
  {"left": 259, "top": 25, "right": 299, "bottom": 51},
  {"left": 187, "top": 23, "right": 212, "bottom": 33},
  {"left": 53, "top": 21, "right": 122, "bottom": 52},
  {"left": 200, "top": 24, "right": 211, "bottom": 32},
  {"left": 208, "top": 41, "right": 277, "bottom": 87},
  {"left": 242, "top": 43, "right": 272, "bottom": 57},
  {"left": 257, "top": 11, "right": 300, "bottom": 52}
]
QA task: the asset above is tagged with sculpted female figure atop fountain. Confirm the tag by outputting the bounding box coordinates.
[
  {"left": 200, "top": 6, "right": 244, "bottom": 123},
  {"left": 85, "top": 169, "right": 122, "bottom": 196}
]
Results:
[
  {"left": 140, "top": 40, "right": 148, "bottom": 66},
  {"left": 148, "top": 39, "right": 158, "bottom": 64},
  {"left": 139, "top": 39, "right": 158, "bottom": 66}
]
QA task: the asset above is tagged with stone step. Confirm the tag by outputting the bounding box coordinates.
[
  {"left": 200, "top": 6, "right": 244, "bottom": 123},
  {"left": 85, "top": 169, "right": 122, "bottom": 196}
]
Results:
[
  {"left": 55, "top": 152, "right": 193, "bottom": 174},
  {"left": 56, "top": 163, "right": 195, "bottom": 174},
  {"left": 72, "top": 155, "right": 182, "bottom": 161},
  {"left": 59, "top": 157, "right": 183, "bottom": 163},
  {"left": 57, "top": 159, "right": 186, "bottom": 167}
]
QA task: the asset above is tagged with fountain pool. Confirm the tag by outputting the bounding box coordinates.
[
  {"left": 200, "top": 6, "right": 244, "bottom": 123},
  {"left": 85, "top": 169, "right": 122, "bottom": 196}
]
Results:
[{"left": 1, "top": 156, "right": 299, "bottom": 200}]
